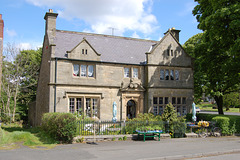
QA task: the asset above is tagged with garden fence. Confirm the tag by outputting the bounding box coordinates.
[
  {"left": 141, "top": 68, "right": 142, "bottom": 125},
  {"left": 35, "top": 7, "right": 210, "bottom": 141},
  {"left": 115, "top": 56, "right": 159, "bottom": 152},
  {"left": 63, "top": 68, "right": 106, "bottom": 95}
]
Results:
[{"left": 77, "top": 120, "right": 186, "bottom": 136}]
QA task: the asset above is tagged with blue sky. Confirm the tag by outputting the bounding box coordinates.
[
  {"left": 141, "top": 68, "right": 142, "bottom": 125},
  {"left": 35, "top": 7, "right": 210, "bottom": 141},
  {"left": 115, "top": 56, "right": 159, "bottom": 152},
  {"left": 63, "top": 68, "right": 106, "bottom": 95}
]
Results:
[{"left": 0, "top": 0, "right": 202, "bottom": 50}]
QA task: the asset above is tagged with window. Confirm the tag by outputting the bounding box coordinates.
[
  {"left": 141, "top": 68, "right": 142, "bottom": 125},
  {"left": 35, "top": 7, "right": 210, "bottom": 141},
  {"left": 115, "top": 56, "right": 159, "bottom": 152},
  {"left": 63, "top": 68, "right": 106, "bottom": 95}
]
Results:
[
  {"left": 174, "top": 97, "right": 187, "bottom": 116},
  {"left": 172, "top": 97, "right": 176, "bottom": 104},
  {"left": 73, "top": 64, "right": 95, "bottom": 78},
  {"left": 160, "top": 69, "right": 180, "bottom": 81},
  {"left": 170, "top": 70, "right": 174, "bottom": 80},
  {"left": 165, "top": 97, "right": 169, "bottom": 104},
  {"left": 160, "top": 69, "right": 164, "bottom": 80},
  {"left": 73, "top": 64, "right": 80, "bottom": 76},
  {"left": 81, "top": 65, "right": 87, "bottom": 77},
  {"left": 167, "top": 49, "right": 170, "bottom": 56},
  {"left": 124, "top": 68, "right": 130, "bottom": 78},
  {"left": 177, "top": 97, "right": 181, "bottom": 104},
  {"left": 171, "top": 50, "right": 173, "bottom": 56},
  {"left": 165, "top": 70, "right": 169, "bottom": 80},
  {"left": 182, "top": 106, "right": 187, "bottom": 116},
  {"left": 133, "top": 68, "right": 139, "bottom": 78},
  {"left": 86, "top": 98, "right": 99, "bottom": 118},
  {"left": 175, "top": 70, "right": 179, "bottom": 80},
  {"left": 82, "top": 49, "right": 87, "bottom": 54},
  {"left": 153, "top": 97, "right": 165, "bottom": 115},
  {"left": 88, "top": 65, "right": 94, "bottom": 77},
  {"left": 69, "top": 98, "right": 82, "bottom": 114}
]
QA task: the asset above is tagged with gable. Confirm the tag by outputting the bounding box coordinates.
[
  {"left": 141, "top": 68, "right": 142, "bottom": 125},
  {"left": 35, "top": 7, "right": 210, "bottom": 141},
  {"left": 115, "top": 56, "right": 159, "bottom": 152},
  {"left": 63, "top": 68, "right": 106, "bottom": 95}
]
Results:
[
  {"left": 147, "top": 33, "right": 192, "bottom": 67},
  {"left": 67, "top": 38, "right": 101, "bottom": 61}
]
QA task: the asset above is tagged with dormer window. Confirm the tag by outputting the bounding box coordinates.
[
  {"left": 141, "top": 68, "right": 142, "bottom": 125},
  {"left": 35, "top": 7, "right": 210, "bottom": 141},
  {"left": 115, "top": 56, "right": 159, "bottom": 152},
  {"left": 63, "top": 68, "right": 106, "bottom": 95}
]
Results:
[{"left": 124, "top": 68, "right": 130, "bottom": 78}]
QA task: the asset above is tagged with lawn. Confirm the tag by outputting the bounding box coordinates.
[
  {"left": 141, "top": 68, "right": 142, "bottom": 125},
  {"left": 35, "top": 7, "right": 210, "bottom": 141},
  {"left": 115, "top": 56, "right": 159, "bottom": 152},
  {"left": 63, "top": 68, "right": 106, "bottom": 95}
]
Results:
[
  {"left": 0, "top": 123, "right": 58, "bottom": 150},
  {"left": 197, "top": 103, "right": 240, "bottom": 113}
]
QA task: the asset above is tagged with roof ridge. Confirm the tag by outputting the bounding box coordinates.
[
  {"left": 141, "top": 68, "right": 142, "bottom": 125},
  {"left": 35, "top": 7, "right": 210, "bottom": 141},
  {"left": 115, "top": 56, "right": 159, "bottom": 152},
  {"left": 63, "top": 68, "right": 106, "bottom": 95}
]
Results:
[{"left": 56, "top": 29, "right": 158, "bottom": 43}]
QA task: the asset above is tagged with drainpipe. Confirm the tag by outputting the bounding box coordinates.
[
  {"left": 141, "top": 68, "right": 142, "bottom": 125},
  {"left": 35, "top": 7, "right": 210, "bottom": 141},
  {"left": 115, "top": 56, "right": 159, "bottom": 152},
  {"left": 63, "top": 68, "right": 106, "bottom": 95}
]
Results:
[{"left": 54, "top": 58, "right": 58, "bottom": 112}]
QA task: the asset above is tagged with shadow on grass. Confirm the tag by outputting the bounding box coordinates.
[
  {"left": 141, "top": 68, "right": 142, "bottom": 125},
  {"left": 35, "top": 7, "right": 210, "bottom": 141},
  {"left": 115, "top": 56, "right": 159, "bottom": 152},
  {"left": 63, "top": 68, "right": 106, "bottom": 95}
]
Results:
[{"left": 1, "top": 126, "right": 58, "bottom": 145}]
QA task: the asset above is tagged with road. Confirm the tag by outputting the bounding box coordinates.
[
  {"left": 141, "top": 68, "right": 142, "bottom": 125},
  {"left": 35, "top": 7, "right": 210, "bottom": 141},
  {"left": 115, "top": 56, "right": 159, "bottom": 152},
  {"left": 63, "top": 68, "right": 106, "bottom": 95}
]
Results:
[
  {"left": 200, "top": 110, "right": 240, "bottom": 116},
  {"left": 0, "top": 137, "right": 240, "bottom": 160}
]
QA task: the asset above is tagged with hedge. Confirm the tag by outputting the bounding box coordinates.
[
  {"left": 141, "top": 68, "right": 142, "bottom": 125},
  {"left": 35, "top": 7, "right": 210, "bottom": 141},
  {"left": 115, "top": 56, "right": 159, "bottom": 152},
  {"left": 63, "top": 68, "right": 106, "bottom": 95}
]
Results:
[
  {"left": 186, "top": 113, "right": 240, "bottom": 133},
  {"left": 41, "top": 112, "right": 77, "bottom": 143}
]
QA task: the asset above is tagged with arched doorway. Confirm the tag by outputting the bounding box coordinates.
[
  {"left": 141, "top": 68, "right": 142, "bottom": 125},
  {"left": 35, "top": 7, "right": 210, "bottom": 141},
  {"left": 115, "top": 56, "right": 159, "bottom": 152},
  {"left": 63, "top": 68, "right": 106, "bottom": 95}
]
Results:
[{"left": 127, "top": 100, "right": 136, "bottom": 119}]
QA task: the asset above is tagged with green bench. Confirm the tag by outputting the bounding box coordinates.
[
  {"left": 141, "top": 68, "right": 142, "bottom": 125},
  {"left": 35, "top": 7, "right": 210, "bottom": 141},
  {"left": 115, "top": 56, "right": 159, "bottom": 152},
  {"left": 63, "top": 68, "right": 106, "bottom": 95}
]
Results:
[{"left": 136, "top": 130, "right": 162, "bottom": 142}]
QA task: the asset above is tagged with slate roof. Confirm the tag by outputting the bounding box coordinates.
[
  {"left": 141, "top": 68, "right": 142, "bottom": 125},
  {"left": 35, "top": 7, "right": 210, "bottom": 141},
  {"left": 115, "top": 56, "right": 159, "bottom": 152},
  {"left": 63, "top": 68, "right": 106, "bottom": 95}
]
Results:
[{"left": 54, "top": 30, "right": 158, "bottom": 64}]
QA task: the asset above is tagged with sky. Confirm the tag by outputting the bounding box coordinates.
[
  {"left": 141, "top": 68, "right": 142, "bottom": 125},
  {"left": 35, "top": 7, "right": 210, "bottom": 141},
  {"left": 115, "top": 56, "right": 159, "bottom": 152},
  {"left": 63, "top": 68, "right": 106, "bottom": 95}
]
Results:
[{"left": 0, "top": 0, "right": 202, "bottom": 50}]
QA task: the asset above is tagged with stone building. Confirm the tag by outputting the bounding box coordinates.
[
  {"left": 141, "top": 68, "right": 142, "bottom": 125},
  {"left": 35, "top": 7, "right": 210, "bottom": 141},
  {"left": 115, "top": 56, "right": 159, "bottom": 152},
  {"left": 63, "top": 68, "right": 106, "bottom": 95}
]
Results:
[{"left": 31, "top": 10, "right": 194, "bottom": 126}]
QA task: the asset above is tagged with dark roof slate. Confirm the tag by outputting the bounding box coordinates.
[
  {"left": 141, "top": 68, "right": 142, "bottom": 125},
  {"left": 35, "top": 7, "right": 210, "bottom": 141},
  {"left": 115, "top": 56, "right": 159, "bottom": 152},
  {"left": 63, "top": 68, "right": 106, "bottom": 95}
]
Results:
[{"left": 54, "top": 30, "right": 157, "bottom": 64}]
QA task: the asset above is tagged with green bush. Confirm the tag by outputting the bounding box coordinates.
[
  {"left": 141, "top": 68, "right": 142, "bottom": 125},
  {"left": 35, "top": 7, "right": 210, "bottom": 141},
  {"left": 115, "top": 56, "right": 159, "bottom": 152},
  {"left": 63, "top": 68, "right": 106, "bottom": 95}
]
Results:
[
  {"left": 41, "top": 112, "right": 77, "bottom": 143},
  {"left": 186, "top": 113, "right": 240, "bottom": 134},
  {"left": 212, "top": 116, "right": 230, "bottom": 135}
]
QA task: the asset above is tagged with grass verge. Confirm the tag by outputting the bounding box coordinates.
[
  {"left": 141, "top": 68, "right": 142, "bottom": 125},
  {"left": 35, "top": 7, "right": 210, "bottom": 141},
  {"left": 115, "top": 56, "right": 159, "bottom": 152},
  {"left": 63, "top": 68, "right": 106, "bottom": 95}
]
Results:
[
  {"left": 197, "top": 103, "right": 240, "bottom": 113},
  {"left": 0, "top": 124, "right": 58, "bottom": 150}
]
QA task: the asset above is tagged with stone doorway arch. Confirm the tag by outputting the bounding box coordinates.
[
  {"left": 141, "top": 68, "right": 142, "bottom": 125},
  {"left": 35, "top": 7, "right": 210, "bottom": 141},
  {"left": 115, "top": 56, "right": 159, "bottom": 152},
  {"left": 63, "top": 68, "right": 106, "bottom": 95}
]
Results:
[{"left": 127, "top": 100, "right": 136, "bottom": 119}]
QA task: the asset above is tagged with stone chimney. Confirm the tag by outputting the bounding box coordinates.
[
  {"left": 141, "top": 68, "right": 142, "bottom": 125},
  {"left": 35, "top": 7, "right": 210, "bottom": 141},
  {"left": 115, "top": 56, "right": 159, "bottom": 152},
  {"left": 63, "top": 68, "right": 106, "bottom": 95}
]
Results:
[
  {"left": 0, "top": 14, "right": 3, "bottom": 39},
  {"left": 164, "top": 27, "right": 181, "bottom": 42},
  {"left": 44, "top": 9, "right": 58, "bottom": 42}
]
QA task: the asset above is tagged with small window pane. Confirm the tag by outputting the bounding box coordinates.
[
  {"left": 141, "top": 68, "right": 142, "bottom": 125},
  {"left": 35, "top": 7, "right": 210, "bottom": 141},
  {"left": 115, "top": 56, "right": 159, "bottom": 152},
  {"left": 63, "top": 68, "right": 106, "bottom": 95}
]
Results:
[
  {"left": 175, "top": 70, "right": 179, "bottom": 80},
  {"left": 172, "top": 97, "right": 176, "bottom": 104},
  {"left": 86, "top": 98, "right": 91, "bottom": 117},
  {"left": 170, "top": 70, "right": 174, "bottom": 80},
  {"left": 159, "top": 97, "right": 163, "bottom": 104},
  {"left": 182, "top": 106, "right": 187, "bottom": 116},
  {"left": 133, "top": 68, "right": 138, "bottom": 78},
  {"left": 153, "top": 97, "right": 158, "bottom": 104},
  {"left": 165, "top": 97, "right": 169, "bottom": 104},
  {"left": 182, "top": 97, "right": 186, "bottom": 104},
  {"left": 159, "top": 106, "right": 163, "bottom": 115},
  {"left": 73, "top": 64, "right": 79, "bottom": 76},
  {"left": 85, "top": 49, "right": 87, "bottom": 55},
  {"left": 124, "top": 68, "right": 130, "bottom": 78},
  {"left": 93, "top": 98, "right": 98, "bottom": 117},
  {"left": 153, "top": 106, "right": 158, "bottom": 116},
  {"left": 165, "top": 70, "right": 169, "bottom": 80},
  {"left": 69, "top": 98, "right": 75, "bottom": 113},
  {"left": 88, "top": 65, "right": 94, "bottom": 77},
  {"left": 160, "top": 69, "right": 164, "bottom": 80},
  {"left": 177, "top": 97, "right": 181, "bottom": 104},
  {"left": 81, "top": 65, "right": 87, "bottom": 77},
  {"left": 76, "top": 98, "right": 82, "bottom": 114},
  {"left": 167, "top": 49, "right": 170, "bottom": 56},
  {"left": 82, "top": 49, "right": 84, "bottom": 54},
  {"left": 171, "top": 50, "right": 173, "bottom": 56},
  {"left": 177, "top": 106, "right": 181, "bottom": 116}
]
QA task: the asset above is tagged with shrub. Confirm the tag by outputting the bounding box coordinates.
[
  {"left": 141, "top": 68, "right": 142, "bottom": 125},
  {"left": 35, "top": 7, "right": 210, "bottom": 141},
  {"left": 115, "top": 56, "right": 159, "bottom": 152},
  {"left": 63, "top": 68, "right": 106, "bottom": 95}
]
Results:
[
  {"left": 123, "top": 136, "right": 127, "bottom": 141},
  {"left": 212, "top": 116, "right": 230, "bottom": 135},
  {"left": 41, "top": 112, "right": 77, "bottom": 143}
]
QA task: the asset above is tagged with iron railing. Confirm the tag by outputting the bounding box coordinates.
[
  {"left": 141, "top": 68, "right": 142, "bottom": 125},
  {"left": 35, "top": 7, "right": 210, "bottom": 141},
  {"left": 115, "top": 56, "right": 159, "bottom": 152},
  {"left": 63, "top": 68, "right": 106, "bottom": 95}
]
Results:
[{"left": 77, "top": 120, "right": 186, "bottom": 136}]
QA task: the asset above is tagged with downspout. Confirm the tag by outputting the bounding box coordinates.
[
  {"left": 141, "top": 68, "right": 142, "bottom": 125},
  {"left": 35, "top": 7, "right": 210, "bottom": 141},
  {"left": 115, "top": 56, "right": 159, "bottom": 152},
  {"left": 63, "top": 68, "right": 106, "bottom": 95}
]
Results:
[{"left": 54, "top": 58, "right": 58, "bottom": 112}]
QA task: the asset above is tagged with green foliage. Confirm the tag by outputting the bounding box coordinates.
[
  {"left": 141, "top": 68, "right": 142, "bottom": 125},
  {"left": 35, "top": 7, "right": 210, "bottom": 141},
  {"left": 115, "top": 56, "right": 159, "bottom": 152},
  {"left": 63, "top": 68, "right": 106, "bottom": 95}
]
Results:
[
  {"left": 212, "top": 116, "right": 230, "bottom": 135},
  {"left": 41, "top": 112, "right": 77, "bottom": 143},
  {"left": 112, "top": 137, "right": 116, "bottom": 141},
  {"left": 223, "top": 92, "right": 240, "bottom": 110},
  {"left": 185, "top": 0, "right": 240, "bottom": 114},
  {"left": 162, "top": 103, "right": 177, "bottom": 123},
  {"left": 186, "top": 113, "right": 240, "bottom": 134},
  {"left": 123, "top": 136, "right": 127, "bottom": 141},
  {"left": 76, "top": 137, "right": 84, "bottom": 143},
  {"left": 118, "top": 137, "right": 123, "bottom": 141}
]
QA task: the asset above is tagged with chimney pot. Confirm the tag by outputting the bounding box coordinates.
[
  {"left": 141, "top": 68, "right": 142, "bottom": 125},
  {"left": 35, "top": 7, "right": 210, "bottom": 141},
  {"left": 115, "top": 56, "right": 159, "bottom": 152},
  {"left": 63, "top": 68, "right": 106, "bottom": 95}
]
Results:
[{"left": 49, "top": 9, "right": 53, "bottom": 13}]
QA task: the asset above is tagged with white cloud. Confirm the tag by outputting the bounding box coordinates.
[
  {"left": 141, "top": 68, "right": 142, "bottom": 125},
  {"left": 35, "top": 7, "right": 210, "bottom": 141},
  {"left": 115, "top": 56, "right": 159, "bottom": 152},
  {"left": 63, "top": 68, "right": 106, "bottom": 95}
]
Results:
[
  {"left": 131, "top": 32, "right": 140, "bottom": 39},
  {"left": 16, "top": 42, "right": 42, "bottom": 50},
  {"left": 26, "top": 0, "right": 158, "bottom": 37},
  {"left": 6, "top": 28, "right": 17, "bottom": 37}
]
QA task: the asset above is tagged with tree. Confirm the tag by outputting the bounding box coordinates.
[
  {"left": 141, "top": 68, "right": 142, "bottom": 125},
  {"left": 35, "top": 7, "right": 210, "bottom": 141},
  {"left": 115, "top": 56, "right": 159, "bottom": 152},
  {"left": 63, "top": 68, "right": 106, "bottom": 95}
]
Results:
[
  {"left": 223, "top": 92, "right": 240, "bottom": 110},
  {"left": 1, "top": 43, "right": 41, "bottom": 122},
  {"left": 188, "top": 0, "right": 240, "bottom": 114}
]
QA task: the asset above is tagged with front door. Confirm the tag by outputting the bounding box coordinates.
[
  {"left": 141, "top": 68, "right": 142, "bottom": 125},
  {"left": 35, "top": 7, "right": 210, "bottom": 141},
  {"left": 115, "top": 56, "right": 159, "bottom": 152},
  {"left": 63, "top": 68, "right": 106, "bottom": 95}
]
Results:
[{"left": 127, "top": 100, "right": 136, "bottom": 119}]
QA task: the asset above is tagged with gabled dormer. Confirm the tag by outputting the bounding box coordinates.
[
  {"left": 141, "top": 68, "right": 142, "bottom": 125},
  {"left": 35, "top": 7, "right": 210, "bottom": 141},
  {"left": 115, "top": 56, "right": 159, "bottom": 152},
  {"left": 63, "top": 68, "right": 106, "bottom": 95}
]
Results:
[
  {"left": 67, "top": 38, "right": 101, "bottom": 61},
  {"left": 146, "top": 28, "right": 192, "bottom": 67}
]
